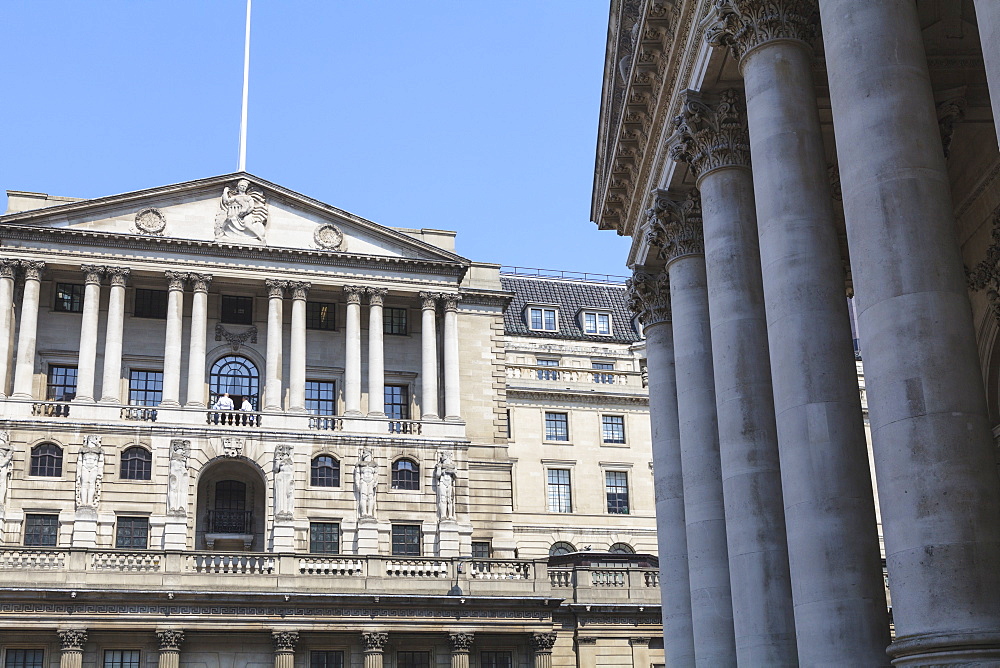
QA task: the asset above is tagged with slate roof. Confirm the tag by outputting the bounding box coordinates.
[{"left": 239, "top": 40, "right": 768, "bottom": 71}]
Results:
[{"left": 500, "top": 275, "right": 640, "bottom": 344}]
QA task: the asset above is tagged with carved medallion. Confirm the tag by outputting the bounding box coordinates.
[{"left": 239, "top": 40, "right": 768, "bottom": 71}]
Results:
[
  {"left": 134, "top": 208, "right": 167, "bottom": 236},
  {"left": 314, "top": 223, "right": 345, "bottom": 250}
]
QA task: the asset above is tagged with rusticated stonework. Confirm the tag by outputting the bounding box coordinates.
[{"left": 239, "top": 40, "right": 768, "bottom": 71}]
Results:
[
  {"left": 626, "top": 269, "right": 671, "bottom": 326},
  {"left": 670, "top": 89, "right": 750, "bottom": 178},
  {"left": 271, "top": 630, "right": 299, "bottom": 652},
  {"left": 361, "top": 631, "right": 389, "bottom": 652},
  {"left": 646, "top": 188, "right": 704, "bottom": 263},
  {"left": 704, "top": 0, "right": 817, "bottom": 62},
  {"left": 529, "top": 632, "right": 557, "bottom": 653}
]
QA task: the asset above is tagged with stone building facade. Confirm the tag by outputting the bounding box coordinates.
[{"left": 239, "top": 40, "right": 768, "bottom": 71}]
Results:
[
  {"left": 0, "top": 177, "right": 662, "bottom": 668},
  {"left": 593, "top": 0, "right": 1000, "bottom": 666}
]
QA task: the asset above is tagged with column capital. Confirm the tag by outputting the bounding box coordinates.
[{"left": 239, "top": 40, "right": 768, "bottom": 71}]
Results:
[
  {"left": 344, "top": 285, "right": 365, "bottom": 305},
  {"left": 670, "top": 88, "right": 750, "bottom": 179},
  {"left": 156, "top": 630, "right": 185, "bottom": 651},
  {"left": 81, "top": 265, "right": 105, "bottom": 285},
  {"left": 165, "top": 271, "right": 188, "bottom": 291},
  {"left": 265, "top": 279, "right": 287, "bottom": 299},
  {"left": 288, "top": 281, "right": 311, "bottom": 301},
  {"left": 419, "top": 291, "right": 440, "bottom": 310},
  {"left": 705, "top": 0, "right": 817, "bottom": 63},
  {"left": 361, "top": 632, "right": 389, "bottom": 653},
  {"left": 576, "top": 638, "right": 598, "bottom": 646},
  {"left": 626, "top": 269, "right": 671, "bottom": 326},
  {"left": 529, "top": 633, "right": 556, "bottom": 654},
  {"left": 105, "top": 266, "right": 131, "bottom": 288},
  {"left": 441, "top": 293, "right": 462, "bottom": 312},
  {"left": 20, "top": 260, "right": 46, "bottom": 281},
  {"left": 365, "top": 286, "right": 388, "bottom": 306},
  {"left": 0, "top": 259, "right": 18, "bottom": 280},
  {"left": 449, "top": 633, "right": 474, "bottom": 653},
  {"left": 58, "top": 629, "right": 88, "bottom": 651},
  {"left": 627, "top": 637, "right": 651, "bottom": 647},
  {"left": 271, "top": 630, "right": 299, "bottom": 653},
  {"left": 189, "top": 273, "right": 213, "bottom": 293},
  {"left": 646, "top": 188, "right": 704, "bottom": 264}
]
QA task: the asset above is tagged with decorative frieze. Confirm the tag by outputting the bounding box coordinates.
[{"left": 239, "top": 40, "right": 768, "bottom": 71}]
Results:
[
  {"left": 626, "top": 269, "right": 671, "bottom": 326},
  {"left": 529, "top": 632, "right": 557, "bottom": 653},
  {"left": 156, "top": 629, "right": 185, "bottom": 651},
  {"left": 271, "top": 630, "right": 299, "bottom": 653},
  {"left": 705, "top": 0, "right": 818, "bottom": 63},
  {"left": 75, "top": 435, "right": 104, "bottom": 510},
  {"left": 449, "top": 632, "right": 474, "bottom": 653},
  {"left": 670, "top": 89, "right": 751, "bottom": 178},
  {"left": 361, "top": 631, "right": 389, "bottom": 652},
  {"left": 58, "top": 629, "right": 88, "bottom": 651},
  {"left": 645, "top": 188, "right": 704, "bottom": 263}
]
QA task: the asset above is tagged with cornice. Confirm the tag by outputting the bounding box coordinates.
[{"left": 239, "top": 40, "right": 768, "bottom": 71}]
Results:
[
  {"left": 458, "top": 290, "right": 513, "bottom": 308},
  {"left": 505, "top": 388, "right": 649, "bottom": 406}
]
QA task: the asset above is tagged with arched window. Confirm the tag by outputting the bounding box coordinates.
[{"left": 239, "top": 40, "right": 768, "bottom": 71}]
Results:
[
  {"left": 391, "top": 458, "right": 420, "bottom": 490},
  {"left": 549, "top": 541, "right": 576, "bottom": 556},
  {"left": 30, "top": 443, "right": 63, "bottom": 477},
  {"left": 210, "top": 356, "right": 260, "bottom": 410},
  {"left": 120, "top": 446, "right": 152, "bottom": 480},
  {"left": 609, "top": 542, "right": 635, "bottom": 554},
  {"left": 311, "top": 455, "right": 340, "bottom": 487}
]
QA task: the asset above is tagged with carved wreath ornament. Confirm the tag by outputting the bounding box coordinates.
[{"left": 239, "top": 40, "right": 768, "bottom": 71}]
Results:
[
  {"left": 134, "top": 208, "right": 167, "bottom": 235},
  {"left": 314, "top": 223, "right": 345, "bottom": 251}
]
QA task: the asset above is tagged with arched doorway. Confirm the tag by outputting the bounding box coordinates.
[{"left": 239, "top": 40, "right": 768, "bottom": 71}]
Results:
[
  {"left": 196, "top": 457, "right": 266, "bottom": 551},
  {"left": 210, "top": 355, "right": 260, "bottom": 410}
]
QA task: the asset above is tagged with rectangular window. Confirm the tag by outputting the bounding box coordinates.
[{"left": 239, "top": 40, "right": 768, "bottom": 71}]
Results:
[
  {"left": 24, "top": 514, "right": 58, "bottom": 546},
  {"left": 528, "top": 307, "right": 557, "bottom": 331},
  {"left": 5, "top": 650, "right": 44, "bottom": 668},
  {"left": 480, "top": 653, "right": 513, "bottom": 668},
  {"left": 385, "top": 385, "right": 410, "bottom": 420},
  {"left": 544, "top": 412, "right": 569, "bottom": 441},
  {"left": 602, "top": 415, "right": 626, "bottom": 444},
  {"left": 128, "top": 370, "right": 163, "bottom": 406},
  {"left": 471, "top": 541, "right": 492, "bottom": 559},
  {"left": 54, "top": 283, "right": 85, "bottom": 313},
  {"left": 133, "top": 288, "right": 168, "bottom": 319},
  {"left": 547, "top": 469, "right": 572, "bottom": 513},
  {"left": 103, "top": 650, "right": 140, "bottom": 668},
  {"left": 592, "top": 361, "right": 615, "bottom": 384},
  {"left": 536, "top": 358, "right": 559, "bottom": 381},
  {"left": 221, "top": 295, "right": 253, "bottom": 324},
  {"left": 383, "top": 307, "right": 407, "bottom": 335},
  {"left": 309, "top": 522, "right": 341, "bottom": 554},
  {"left": 391, "top": 524, "right": 422, "bottom": 556},
  {"left": 46, "top": 365, "right": 77, "bottom": 401},
  {"left": 306, "top": 301, "right": 336, "bottom": 330},
  {"left": 606, "top": 471, "right": 630, "bottom": 515},
  {"left": 306, "top": 380, "right": 336, "bottom": 416},
  {"left": 583, "top": 312, "right": 611, "bottom": 335},
  {"left": 115, "top": 517, "right": 149, "bottom": 549},
  {"left": 310, "top": 652, "right": 344, "bottom": 668},
  {"left": 396, "top": 653, "right": 429, "bottom": 668}
]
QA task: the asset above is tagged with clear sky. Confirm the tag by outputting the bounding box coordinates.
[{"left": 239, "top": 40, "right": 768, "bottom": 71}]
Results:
[{"left": 0, "top": 1, "right": 632, "bottom": 278}]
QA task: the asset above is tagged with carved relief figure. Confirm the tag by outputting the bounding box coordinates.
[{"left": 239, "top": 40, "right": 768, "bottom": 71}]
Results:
[
  {"left": 76, "top": 435, "right": 104, "bottom": 509},
  {"left": 273, "top": 444, "right": 294, "bottom": 521},
  {"left": 434, "top": 451, "right": 457, "bottom": 520},
  {"left": 0, "top": 431, "right": 12, "bottom": 516},
  {"left": 214, "top": 179, "right": 268, "bottom": 243},
  {"left": 355, "top": 447, "right": 378, "bottom": 519},
  {"left": 222, "top": 437, "right": 244, "bottom": 458},
  {"left": 167, "top": 439, "right": 191, "bottom": 516}
]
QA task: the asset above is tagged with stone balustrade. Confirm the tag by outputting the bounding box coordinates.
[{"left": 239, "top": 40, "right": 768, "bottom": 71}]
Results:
[{"left": 505, "top": 364, "right": 640, "bottom": 387}]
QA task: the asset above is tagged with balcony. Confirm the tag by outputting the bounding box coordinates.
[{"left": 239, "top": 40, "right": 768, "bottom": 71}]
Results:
[{"left": 505, "top": 364, "right": 643, "bottom": 389}]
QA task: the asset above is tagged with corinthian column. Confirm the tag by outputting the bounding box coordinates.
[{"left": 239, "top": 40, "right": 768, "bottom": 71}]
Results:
[
  {"left": 442, "top": 293, "right": 462, "bottom": 421},
  {"left": 185, "top": 274, "right": 212, "bottom": 407},
  {"left": 271, "top": 631, "right": 298, "bottom": 668},
  {"left": 626, "top": 270, "right": 695, "bottom": 668},
  {"left": 264, "top": 280, "right": 286, "bottom": 411},
  {"left": 100, "top": 267, "right": 130, "bottom": 403},
  {"left": 670, "top": 89, "right": 796, "bottom": 665},
  {"left": 74, "top": 265, "right": 104, "bottom": 402},
  {"left": 821, "top": 1, "right": 1000, "bottom": 663},
  {"left": 449, "top": 633, "right": 473, "bottom": 668},
  {"left": 528, "top": 633, "right": 556, "bottom": 668},
  {"left": 646, "top": 190, "right": 735, "bottom": 666},
  {"left": 344, "top": 286, "right": 364, "bottom": 416},
  {"left": 0, "top": 259, "right": 19, "bottom": 397},
  {"left": 705, "top": 4, "right": 890, "bottom": 663},
  {"left": 12, "top": 260, "right": 46, "bottom": 399},
  {"left": 156, "top": 630, "right": 184, "bottom": 668},
  {"left": 57, "top": 630, "right": 87, "bottom": 668},
  {"left": 366, "top": 287, "right": 388, "bottom": 417},
  {"left": 288, "top": 281, "right": 310, "bottom": 412},
  {"left": 419, "top": 292, "right": 439, "bottom": 419},
  {"left": 160, "top": 272, "right": 187, "bottom": 407},
  {"left": 361, "top": 632, "right": 388, "bottom": 668}
]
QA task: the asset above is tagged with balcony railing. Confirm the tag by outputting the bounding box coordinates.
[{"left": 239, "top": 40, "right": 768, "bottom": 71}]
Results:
[
  {"left": 207, "top": 410, "right": 263, "bottom": 427},
  {"left": 207, "top": 510, "right": 253, "bottom": 534},
  {"left": 506, "top": 364, "right": 640, "bottom": 387},
  {"left": 31, "top": 401, "right": 70, "bottom": 417}
]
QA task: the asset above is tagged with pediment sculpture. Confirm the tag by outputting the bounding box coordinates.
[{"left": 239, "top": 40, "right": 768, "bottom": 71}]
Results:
[{"left": 215, "top": 179, "right": 268, "bottom": 244}]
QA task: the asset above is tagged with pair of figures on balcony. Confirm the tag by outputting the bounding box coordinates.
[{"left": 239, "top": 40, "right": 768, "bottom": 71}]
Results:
[{"left": 354, "top": 447, "right": 456, "bottom": 521}]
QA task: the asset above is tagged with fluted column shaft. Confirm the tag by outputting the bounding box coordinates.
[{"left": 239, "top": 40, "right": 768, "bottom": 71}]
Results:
[
  {"left": 975, "top": 0, "right": 1000, "bottom": 149},
  {"left": 264, "top": 280, "right": 285, "bottom": 411},
  {"left": 0, "top": 260, "right": 19, "bottom": 397},
  {"left": 58, "top": 630, "right": 87, "bottom": 668},
  {"left": 366, "top": 287, "right": 387, "bottom": 416},
  {"left": 442, "top": 294, "right": 462, "bottom": 420},
  {"left": 185, "top": 275, "right": 211, "bottom": 407},
  {"left": 288, "top": 282, "right": 310, "bottom": 412},
  {"left": 822, "top": 1, "right": 1000, "bottom": 663},
  {"left": 161, "top": 272, "right": 187, "bottom": 407},
  {"left": 272, "top": 631, "right": 298, "bottom": 668},
  {"left": 344, "top": 287, "right": 364, "bottom": 415},
  {"left": 12, "top": 261, "right": 45, "bottom": 399},
  {"left": 419, "top": 292, "right": 439, "bottom": 419},
  {"left": 100, "top": 268, "right": 130, "bottom": 403},
  {"left": 74, "top": 266, "right": 104, "bottom": 402},
  {"left": 361, "top": 632, "right": 387, "bottom": 668}
]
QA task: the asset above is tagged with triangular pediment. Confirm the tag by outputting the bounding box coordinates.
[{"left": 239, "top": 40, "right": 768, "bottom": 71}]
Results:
[{"left": 1, "top": 172, "right": 467, "bottom": 265}]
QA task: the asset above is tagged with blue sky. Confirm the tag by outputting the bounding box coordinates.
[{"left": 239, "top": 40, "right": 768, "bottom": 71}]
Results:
[{"left": 0, "top": 1, "right": 632, "bottom": 277}]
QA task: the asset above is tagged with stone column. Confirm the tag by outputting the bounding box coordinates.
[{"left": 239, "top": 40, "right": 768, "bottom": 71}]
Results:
[
  {"left": 156, "top": 630, "right": 184, "bottom": 668},
  {"left": 361, "top": 632, "right": 388, "bottom": 668},
  {"left": 366, "top": 287, "right": 388, "bottom": 417},
  {"left": 184, "top": 274, "right": 212, "bottom": 407},
  {"left": 0, "top": 259, "right": 18, "bottom": 398},
  {"left": 705, "top": 6, "right": 890, "bottom": 663},
  {"left": 271, "top": 631, "right": 298, "bottom": 668},
  {"left": 576, "top": 638, "right": 597, "bottom": 668},
  {"left": 12, "top": 260, "right": 45, "bottom": 399},
  {"left": 100, "top": 267, "right": 130, "bottom": 403},
  {"left": 646, "top": 189, "right": 736, "bottom": 666},
  {"left": 821, "top": 1, "right": 1000, "bottom": 663},
  {"left": 442, "top": 293, "right": 462, "bottom": 421},
  {"left": 344, "top": 286, "right": 364, "bottom": 415},
  {"left": 288, "top": 281, "right": 310, "bottom": 412},
  {"left": 529, "top": 633, "right": 556, "bottom": 668},
  {"left": 73, "top": 265, "right": 104, "bottom": 402},
  {"left": 449, "top": 633, "right": 473, "bottom": 668},
  {"left": 975, "top": 0, "right": 1000, "bottom": 149},
  {"left": 264, "top": 280, "right": 286, "bottom": 411},
  {"left": 626, "top": 270, "right": 695, "bottom": 668},
  {"left": 419, "top": 292, "right": 439, "bottom": 419},
  {"left": 161, "top": 272, "right": 187, "bottom": 407},
  {"left": 670, "top": 89, "right": 796, "bottom": 665},
  {"left": 628, "top": 638, "right": 650, "bottom": 668},
  {"left": 57, "top": 630, "right": 87, "bottom": 668}
]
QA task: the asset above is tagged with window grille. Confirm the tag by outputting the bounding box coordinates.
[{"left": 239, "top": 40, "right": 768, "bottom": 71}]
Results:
[
  {"left": 602, "top": 415, "right": 626, "bottom": 444},
  {"left": 24, "top": 514, "right": 58, "bottom": 546},
  {"left": 383, "top": 307, "right": 407, "bottom": 335},
  {"left": 128, "top": 370, "right": 163, "bottom": 406},
  {"left": 391, "top": 459, "right": 420, "bottom": 490},
  {"left": 46, "top": 365, "right": 77, "bottom": 401},
  {"left": 306, "top": 301, "right": 336, "bottom": 330},
  {"left": 221, "top": 295, "right": 253, "bottom": 324}
]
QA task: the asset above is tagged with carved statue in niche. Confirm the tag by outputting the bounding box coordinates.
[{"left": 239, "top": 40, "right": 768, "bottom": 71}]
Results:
[
  {"left": 273, "top": 445, "right": 294, "bottom": 521},
  {"left": 0, "top": 431, "right": 12, "bottom": 517},
  {"left": 214, "top": 179, "right": 268, "bottom": 243},
  {"left": 434, "top": 450, "right": 457, "bottom": 521},
  {"left": 167, "top": 439, "right": 191, "bottom": 516},
  {"left": 76, "top": 435, "right": 104, "bottom": 509},
  {"left": 355, "top": 447, "right": 378, "bottom": 520}
]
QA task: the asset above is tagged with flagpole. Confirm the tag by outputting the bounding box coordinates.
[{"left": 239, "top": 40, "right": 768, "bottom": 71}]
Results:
[{"left": 238, "top": 0, "right": 252, "bottom": 172}]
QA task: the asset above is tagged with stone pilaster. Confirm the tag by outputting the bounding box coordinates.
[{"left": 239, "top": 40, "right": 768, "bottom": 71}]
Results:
[
  {"left": 264, "top": 279, "right": 286, "bottom": 411},
  {"left": 287, "top": 281, "right": 310, "bottom": 412},
  {"left": 57, "top": 630, "right": 87, "bottom": 668},
  {"left": 185, "top": 274, "right": 212, "bottom": 407},
  {"left": 156, "top": 630, "right": 184, "bottom": 668},
  {"left": 419, "top": 292, "right": 439, "bottom": 419},
  {"left": 12, "top": 260, "right": 45, "bottom": 399},
  {"left": 161, "top": 271, "right": 187, "bottom": 407},
  {"left": 575, "top": 637, "right": 597, "bottom": 668},
  {"left": 529, "top": 633, "right": 556, "bottom": 668},
  {"left": 361, "top": 632, "right": 388, "bottom": 668},
  {"left": 366, "top": 287, "right": 388, "bottom": 417},
  {"left": 441, "top": 293, "right": 462, "bottom": 421},
  {"left": 271, "top": 631, "right": 298, "bottom": 668},
  {"left": 0, "top": 259, "right": 19, "bottom": 398},
  {"left": 100, "top": 267, "right": 130, "bottom": 403},
  {"left": 344, "top": 286, "right": 364, "bottom": 415},
  {"left": 449, "top": 632, "right": 473, "bottom": 668},
  {"left": 73, "top": 265, "right": 104, "bottom": 402}
]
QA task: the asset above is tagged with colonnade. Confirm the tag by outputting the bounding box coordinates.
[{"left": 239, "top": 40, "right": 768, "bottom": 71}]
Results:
[{"left": 626, "top": 1, "right": 1000, "bottom": 665}]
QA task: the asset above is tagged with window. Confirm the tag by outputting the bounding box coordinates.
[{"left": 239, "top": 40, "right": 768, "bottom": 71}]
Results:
[
  {"left": 385, "top": 385, "right": 410, "bottom": 420},
  {"left": 391, "top": 524, "right": 422, "bottom": 556},
  {"left": 4, "top": 650, "right": 44, "bottom": 668},
  {"left": 115, "top": 517, "right": 149, "bottom": 549},
  {"left": 536, "top": 358, "right": 559, "bottom": 381},
  {"left": 30, "top": 443, "right": 63, "bottom": 477},
  {"left": 471, "top": 541, "right": 492, "bottom": 559},
  {"left": 384, "top": 307, "right": 407, "bottom": 335},
  {"left": 54, "top": 283, "right": 84, "bottom": 313},
  {"left": 133, "top": 288, "right": 167, "bottom": 319},
  {"left": 120, "top": 446, "right": 152, "bottom": 480},
  {"left": 544, "top": 412, "right": 569, "bottom": 442},
  {"left": 221, "top": 295, "right": 253, "bottom": 324},
  {"left": 309, "top": 522, "right": 341, "bottom": 553},
  {"left": 209, "top": 355, "right": 259, "bottom": 409},
  {"left": 610, "top": 542, "right": 635, "bottom": 554},
  {"left": 128, "top": 370, "right": 163, "bottom": 406},
  {"left": 528, "top": 306, "right": 557, "bottom": 331},
  {"left": 592, "top": 361, "right": 615, "bottom": 384},
  {"left": 103, "top": 650, "right": 140, "bottom": 668},
  {"left": 480, "top": 653, "right": 512, "bottom": 668},
  {"left": 306, "top": 301, "right": 336, "bottom": 330},
  {"left": 210, "top": 480, "right": 249, "bottom": 533},
  {"left": 24, "top": 514, "right": 58, "bottom": 546},
  {"left": 311, "top": 455, "right": 340, "bottom": 487},
  {"left": 547, "top": 469, "right": 572, "bottom": 513},
  {"left": 602, "top": 415, "right": 626, "bottom": 444},
  {"left": 606, "top": 471, "right": 630, "bottom": 514},
  {"left": 396, "top": 654, "right": 429, "bottom": 668},
  {"left": 583, "top": 311, "right": 612, "bottom": 335},
  {"left": 46, "top": 365, "right": 77, "bottom": 401},
  {"left": 391, "top": 458, "right": 420, "bottom": 490},
  {"left": 549, "top": 541, "right": 575, "bottom": 556},
  {"left": 306, "top": 380, "right": 336, "bottom": 416},
  {"left": 310, "top": 652, "right": 344, "bottom": 668}
]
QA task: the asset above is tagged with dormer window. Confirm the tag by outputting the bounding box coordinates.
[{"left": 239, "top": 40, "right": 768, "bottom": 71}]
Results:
[
  {"left": 528, "top": 306, "right": 558, "bottom": 332},
  {"left": 582, "top": 310, "right": 612, "bottom": 335}
]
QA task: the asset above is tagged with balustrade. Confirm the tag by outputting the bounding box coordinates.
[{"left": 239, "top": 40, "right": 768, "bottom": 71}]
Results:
[
  {"left": 91, "top": 551, "right": 162, "bottom": 572},
  {"left": 385, "top": 559, "right": 450, "bottom": 578},
  {"left": 299, "top": 556, "right": 366, "bottom": 576},
  {"left": 468, "top": 559, "right": 532, "bottom": 580},
  {"left": 505, "top": 364, "right": 637, "bottom": 386},
  {"left": 187, "top": 553, "right": 275, "bottom": 574},
  {"left": 121, "top": 406, "right": 157, "bottom": 422},
  {"left": 207, "top": 410, "right": 262, "bottom": 427},
  {"left": 31, "top": 401, "right": 70, "bottom": 417}
]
